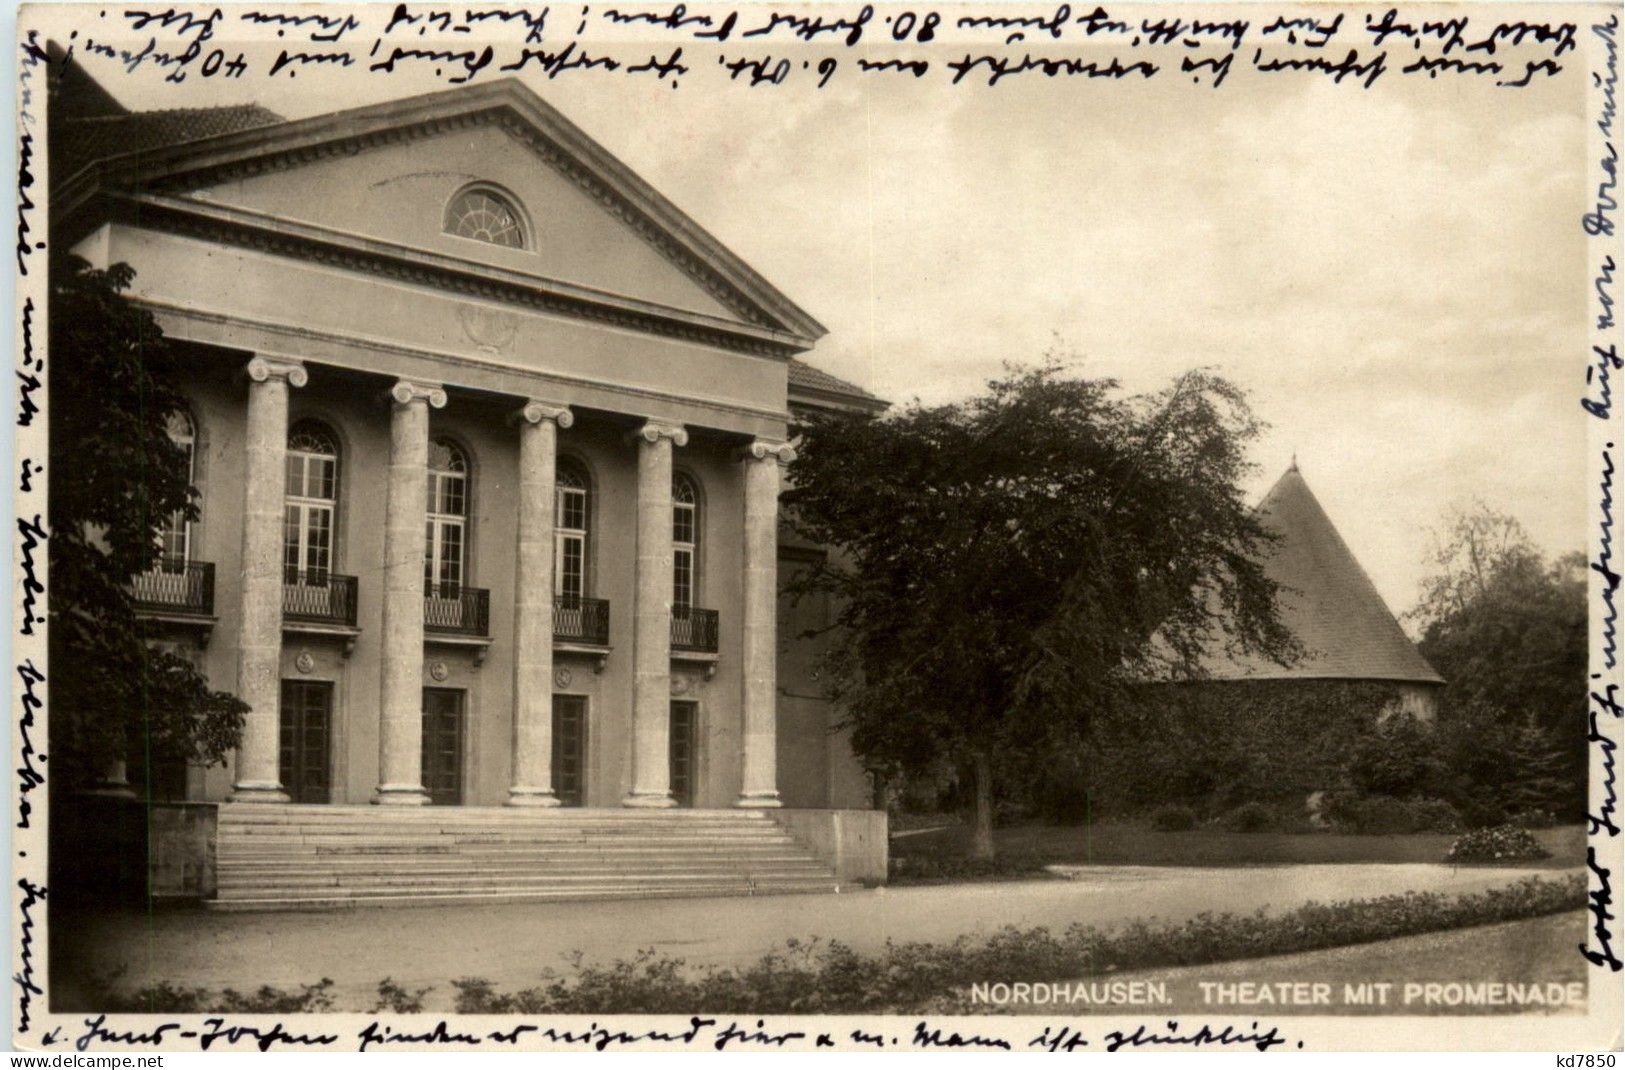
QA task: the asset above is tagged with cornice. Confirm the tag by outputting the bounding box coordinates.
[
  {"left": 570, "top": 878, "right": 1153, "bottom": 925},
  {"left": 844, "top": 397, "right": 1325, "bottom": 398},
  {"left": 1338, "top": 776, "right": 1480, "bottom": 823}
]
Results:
[
  {"left": 132, "top": 297, "right": 794, "bottom": 433},
  {"left": 108, "top": 192, "right": 806, "bottom": 362}
]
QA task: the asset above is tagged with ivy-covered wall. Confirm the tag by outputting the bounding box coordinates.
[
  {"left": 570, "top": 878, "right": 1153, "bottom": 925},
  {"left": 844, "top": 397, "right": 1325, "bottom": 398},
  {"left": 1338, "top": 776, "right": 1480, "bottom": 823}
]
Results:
[{"left": 1079, "top": 680, "right": 1406, "bottom": 819}]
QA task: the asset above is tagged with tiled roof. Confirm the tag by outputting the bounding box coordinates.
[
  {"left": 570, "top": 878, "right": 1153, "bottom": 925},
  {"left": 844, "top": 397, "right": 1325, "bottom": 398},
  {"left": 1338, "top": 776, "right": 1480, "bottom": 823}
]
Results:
[
  {"left": 53, "top": 106, "right": 285, "bottom": 184},
  {"left": 1195, "top": 464, "right": 1443, "bottom": 685},
  {"left": 47, "top": 42, "right": 285, "bottom": 182},
  {"left": 787, "top": 358, "right": 882, "bottom": 405}
]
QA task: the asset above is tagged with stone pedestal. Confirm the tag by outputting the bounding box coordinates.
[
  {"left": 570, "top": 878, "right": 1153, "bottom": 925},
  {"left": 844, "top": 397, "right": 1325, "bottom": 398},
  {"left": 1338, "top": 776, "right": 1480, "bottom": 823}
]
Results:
[
  {"left": 625, "top": 420, "right": 686, "bottom": 808},
  {"left": 373, "top": 379, "right": 445, "bottom": 806},
  {"left": 229, "top": 356, "right": 306, "bottom": 803},
  {"left": 737, "top": 440, "right": 793, "bottom": 808},
  {"left": 509, "top": 400, "right": 572, "bottom": 807}
]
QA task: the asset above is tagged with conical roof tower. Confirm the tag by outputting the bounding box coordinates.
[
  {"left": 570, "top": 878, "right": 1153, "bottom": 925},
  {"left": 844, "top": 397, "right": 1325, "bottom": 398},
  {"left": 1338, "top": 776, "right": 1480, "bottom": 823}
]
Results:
[{"left": 1198, "top": 461, "right": 1444, "bottom": 685}]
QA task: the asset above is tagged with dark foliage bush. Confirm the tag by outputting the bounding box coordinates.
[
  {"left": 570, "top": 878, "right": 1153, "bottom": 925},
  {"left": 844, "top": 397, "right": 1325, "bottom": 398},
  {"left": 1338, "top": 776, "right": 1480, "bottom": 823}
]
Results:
[
  {"left": 1150, "top": 804, "right": 1197, "bottom": 831},
  {"left": 449, "top": 875, "right": 1582, "bottom": 1015},
  {"left": 1324, "top": 793, "right": 1462, "bottom": 834},
  {"left": 1446, "top": 824, "right": 1550, "bottom": 863},
  {"left": 888, "top": 855, "right": 1048, "bottom": 884},
  {"left": 1431, "top": 702, "right": 1581, "bottom": 826},
  {"left": 1219, "top": 801, "right": 1274, "bottom": 833},
  {"left": 87, "top": 975, "right": 335, "bottom": 1014},
  {"left": 372, "top": 977, "right": 432, "bottom": 1013},
  {"left": 1346, "top": 714, "right": 1441, "bottom": 799}
]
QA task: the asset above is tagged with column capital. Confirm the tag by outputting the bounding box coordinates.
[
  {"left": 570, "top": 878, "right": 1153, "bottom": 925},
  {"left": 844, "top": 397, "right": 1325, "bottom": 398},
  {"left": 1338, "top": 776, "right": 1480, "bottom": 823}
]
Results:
[
  {"left": 246, "top": 356, "right": 308, "bottom": 388},
  {"left": 633, "top": 420, "right": 688, "bottom": 448},
  {"left": 742, "top": 439, "right": 797, "bottom": 465},
  {"left": 390, "top": 379, "right": 448, "bottom": 409},
  {"left": 520, "top": 399, "right": 574, "bottom": 428}
]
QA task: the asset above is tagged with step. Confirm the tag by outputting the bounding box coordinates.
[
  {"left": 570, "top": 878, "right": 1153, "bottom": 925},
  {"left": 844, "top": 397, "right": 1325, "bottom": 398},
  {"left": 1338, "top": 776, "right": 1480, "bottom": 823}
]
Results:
[
  {"left": 219, "top": 837, "right": 799, "bottom": 850},
  {"left": 218, "top": 853, "right": 825, "bottom": 873},
  {"left": 207, "top": 881, "right": 845, "bottom": 912},
  {"left": 217, "top": 868, "right": 836, "bottom": 892},
  {"left": 211, "top": 806, "right": 838, "bottom": 909}
]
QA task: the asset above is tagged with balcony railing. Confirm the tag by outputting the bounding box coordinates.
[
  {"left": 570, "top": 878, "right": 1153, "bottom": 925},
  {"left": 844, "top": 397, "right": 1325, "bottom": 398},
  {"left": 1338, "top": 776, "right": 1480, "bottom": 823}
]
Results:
[
  {"left": 131, "top": 559, "right": 215, "bottom": 616},
  {"left": 671, "top": 606, "right": 719, "bottom": 654},
  {"left": 554, "top": 596, "right": 610, "bottom": 646},
  {"left": 425, "top": 585, "right": 490, "bottom": 638},
  {"left": 283, "top": 570, "right": 359, "bottom": 628}
]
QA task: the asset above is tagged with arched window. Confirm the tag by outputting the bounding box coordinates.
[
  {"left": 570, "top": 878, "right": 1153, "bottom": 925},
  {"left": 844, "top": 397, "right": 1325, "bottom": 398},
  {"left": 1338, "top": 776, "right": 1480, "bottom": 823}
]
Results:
[
  {"left": 285, "top": 420, "right": 339, "bottom": 584},
  {"left": 158, "top": 409, "right": 196, "bottom": 572},
  {"left": 445, "top": 186, "right": 526, "bottom": 249},
  {"left": 555, "top": 460, "right": 589, "bottom": 602},
  {"left": 425, "top": 438, "right": 469, "bottom": 596},
  {"left": 672, "top": 474, "right": 698, "bottom": 612}
]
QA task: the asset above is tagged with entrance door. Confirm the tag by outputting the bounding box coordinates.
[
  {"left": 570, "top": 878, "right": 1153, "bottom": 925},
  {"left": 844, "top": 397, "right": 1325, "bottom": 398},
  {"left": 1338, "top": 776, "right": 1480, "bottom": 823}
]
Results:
[
  {"left": 421, "top": 688, "right": 465, "bottom": 806},
  {"left": 551, "top": 695, "right": 587, "bottom": 807},
  {"left": 669, "top": 700, "right": 698, "bottom": 808},
  {"left": 279, "top": 680, "right": 331, "bottom": 804}
]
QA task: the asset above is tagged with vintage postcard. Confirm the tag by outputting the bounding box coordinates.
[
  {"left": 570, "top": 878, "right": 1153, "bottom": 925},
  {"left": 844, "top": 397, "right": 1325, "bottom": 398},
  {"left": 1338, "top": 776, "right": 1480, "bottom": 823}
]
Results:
[{"left": 9, "top": 0, "right": 1623, "bottom": 1054}]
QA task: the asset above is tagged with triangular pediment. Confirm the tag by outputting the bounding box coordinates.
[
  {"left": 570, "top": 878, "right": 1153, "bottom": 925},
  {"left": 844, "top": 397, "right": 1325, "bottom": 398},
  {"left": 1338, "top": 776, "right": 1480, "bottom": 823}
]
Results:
[{"left": 65, "top": 79, "right": 825, "bottom": 346}]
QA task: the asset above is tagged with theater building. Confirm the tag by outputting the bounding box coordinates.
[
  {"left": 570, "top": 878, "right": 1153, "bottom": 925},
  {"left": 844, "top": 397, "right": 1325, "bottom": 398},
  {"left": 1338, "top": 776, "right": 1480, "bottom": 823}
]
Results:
[{"left": 52, "top": 60, "right": 883, "bottom": 877}]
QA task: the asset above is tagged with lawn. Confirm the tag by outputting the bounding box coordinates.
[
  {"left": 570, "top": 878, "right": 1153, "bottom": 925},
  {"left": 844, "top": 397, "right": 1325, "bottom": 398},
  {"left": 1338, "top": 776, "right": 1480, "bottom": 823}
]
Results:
[{"left": 890, "top": 820, "right": 1586, "bottom": 882}]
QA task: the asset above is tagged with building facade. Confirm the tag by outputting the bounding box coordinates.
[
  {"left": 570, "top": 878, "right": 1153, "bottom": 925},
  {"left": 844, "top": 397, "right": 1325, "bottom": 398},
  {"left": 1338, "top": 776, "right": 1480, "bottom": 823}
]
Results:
[{"left": 54, "top": 66, "right": 882, "bottom": 812}]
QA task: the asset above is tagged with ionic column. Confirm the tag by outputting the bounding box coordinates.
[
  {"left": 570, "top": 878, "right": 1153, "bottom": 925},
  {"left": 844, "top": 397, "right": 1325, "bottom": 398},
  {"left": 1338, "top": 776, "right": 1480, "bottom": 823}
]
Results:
[
  {"left": 737, "top": 440, "right": 794, "bottom": 808},
  {"left": 230, "top": 356, "right": 307, "bottom": 802},
  {"left": 625, "top": 420, "right": 687, "bottom": 808},
  {"left": 373, "top": 379, "right": 446, "bottom": 806},
  {"left": 509, "top": 399, "right": 573, "bottom": 807}
]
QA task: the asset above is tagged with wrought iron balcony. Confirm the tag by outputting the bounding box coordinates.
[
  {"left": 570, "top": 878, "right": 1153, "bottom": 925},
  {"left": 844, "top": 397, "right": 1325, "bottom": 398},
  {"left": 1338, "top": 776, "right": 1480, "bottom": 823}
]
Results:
[
  {"left": 424, "top": 585, "right": 490, "bottom": 638},
  {"left": 131, "top": 559, "right": 215, "bottom": 616},
  {"left": 671, "top": 606, "right": 719, "bottom": 654},
  {"left": 283, "top": 570, "right": 359, "bottom": 628},
  {"left": 554, "top": 596, "right": 610, "bottom": 646}
]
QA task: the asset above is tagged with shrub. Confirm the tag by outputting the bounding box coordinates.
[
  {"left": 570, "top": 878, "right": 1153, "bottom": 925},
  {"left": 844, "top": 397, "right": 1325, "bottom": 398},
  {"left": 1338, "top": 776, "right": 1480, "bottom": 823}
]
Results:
[
  {"left": 1446, "top": 824, "right": 1550, "bottom": 863},
  {"left": 1346, "top": 713, "right": 1441, "bottom": 799},
  {"left": 1324, "top": 793, "right": 1462, "bottom": 834},
  {"left": 1219, "top": 801, "right": 1274, "bottom": 833},
  {"left": 1150, "top": 804, "right": 1197, "bottom": 831},
  {"left": 888, "top": 855, "right": 1047, "bottom": 884},
  {"left": 83, "top": 976, "right": 336, "bottom": 1014},
  {"left": 372, "top": 977, "right": 432, "bottom": 1013},
  {"left": 1509, "top": 807, "right": 1558, "bottom": 830}
]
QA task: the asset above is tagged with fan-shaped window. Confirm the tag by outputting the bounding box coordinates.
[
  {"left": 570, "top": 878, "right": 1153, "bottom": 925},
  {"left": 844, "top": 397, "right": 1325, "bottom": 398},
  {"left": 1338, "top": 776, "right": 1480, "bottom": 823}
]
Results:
[
  {"left": 158, "top": 409, "right": 196, "bottom": 570},
  {"left": 425, "top": 438, "right": 470, "bottom": 595},
  {"left": 445, "top": 187, "right": 526, "bottom": 249},
  {"left": 555, "top": 460, "right": 589, "bottom": 601},
  {"left": 285, "top": 420, "right": 339, "bottom": 583},
  {"left": 672, "top": 474, "right": 698, "bottom": 611}
]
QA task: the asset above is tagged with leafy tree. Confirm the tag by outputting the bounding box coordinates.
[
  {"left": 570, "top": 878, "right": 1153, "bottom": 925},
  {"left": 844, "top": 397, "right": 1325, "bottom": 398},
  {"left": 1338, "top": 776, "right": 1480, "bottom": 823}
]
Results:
[
  {"left": 1411, "top": 503, "right": 1587, "bottom": 817},
  {"left": 49, "top": 253, "right": 247, "bottom": 793},
  {"left": 785, "top": 361, "right": 1297, "bottom": 858}
]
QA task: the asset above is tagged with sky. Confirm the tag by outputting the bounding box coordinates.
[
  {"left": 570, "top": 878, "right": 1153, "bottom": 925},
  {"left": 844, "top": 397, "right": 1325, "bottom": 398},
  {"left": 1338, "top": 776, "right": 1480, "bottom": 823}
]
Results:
[{"left": 43, "top": 4, "right": 1595, "bottom": 624}]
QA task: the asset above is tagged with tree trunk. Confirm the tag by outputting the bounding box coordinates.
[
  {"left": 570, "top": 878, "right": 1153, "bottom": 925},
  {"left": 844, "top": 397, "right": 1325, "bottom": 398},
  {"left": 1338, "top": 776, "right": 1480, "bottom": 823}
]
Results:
[{"left": 969, "top": 749, "right": 996, "bottom": 861}]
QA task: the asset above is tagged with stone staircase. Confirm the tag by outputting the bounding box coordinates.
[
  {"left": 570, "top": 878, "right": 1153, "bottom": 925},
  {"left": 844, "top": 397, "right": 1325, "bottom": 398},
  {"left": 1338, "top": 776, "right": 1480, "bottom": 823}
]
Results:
[{"left": 209, "top": 805, "right": 843, "bottom": 911}]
